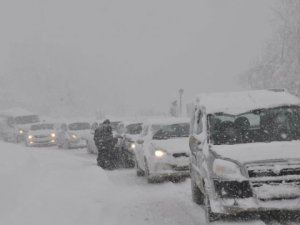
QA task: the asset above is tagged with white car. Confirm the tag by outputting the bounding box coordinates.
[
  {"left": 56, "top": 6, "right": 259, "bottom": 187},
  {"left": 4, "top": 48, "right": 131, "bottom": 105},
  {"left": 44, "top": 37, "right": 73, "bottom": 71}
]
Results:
[
  {"left": 86, "top": 122, "right": 99, "bottom": 154},
  {"left": 26, "top": 123, "right": 57, "bottom": 147},
  {"left": 134, "top": 118, "right": 190, "bottom": 183},
  {"left": 0, "top": 108, "right": 40, "bottom": 143},
  {"left": 57, "top": 122, "right": 91, "bottom": 149}
]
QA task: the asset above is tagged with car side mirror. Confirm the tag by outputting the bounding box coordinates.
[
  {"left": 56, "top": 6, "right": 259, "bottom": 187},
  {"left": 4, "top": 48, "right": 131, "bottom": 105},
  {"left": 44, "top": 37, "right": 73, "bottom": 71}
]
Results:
[{"left": 137, "top": 139, "right": 144, "bottom": 144}]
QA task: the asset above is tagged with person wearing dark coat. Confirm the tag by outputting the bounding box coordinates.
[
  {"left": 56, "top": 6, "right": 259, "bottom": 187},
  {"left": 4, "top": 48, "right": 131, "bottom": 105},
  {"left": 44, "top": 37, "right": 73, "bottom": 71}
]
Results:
[{"left": 94, "top": 119, "right": 115, "bottom": 169}]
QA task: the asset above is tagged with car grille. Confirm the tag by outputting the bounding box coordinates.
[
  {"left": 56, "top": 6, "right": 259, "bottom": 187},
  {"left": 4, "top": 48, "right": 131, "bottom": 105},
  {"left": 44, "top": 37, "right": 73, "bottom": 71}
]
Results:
[
  {"left": 34, "top": 135, "right": 48, "bottom": 138},
  {"left": 247, "top": 163, "right": 300, "bottom": 178},
  {"left": 171, "top": 165, "right": 189, "bottom": 171},
  {"left": 246, "top": 162, "right": 300, "bottom": 201},
  {"left": 172, "top": 153, "right": 189, "bottom": 158}
]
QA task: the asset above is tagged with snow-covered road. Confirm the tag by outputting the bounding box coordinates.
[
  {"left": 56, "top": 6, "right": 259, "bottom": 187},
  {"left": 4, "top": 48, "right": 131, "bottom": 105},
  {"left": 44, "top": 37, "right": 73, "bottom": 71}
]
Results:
[{"left": 0, "top": 142, "right": 296, "bottom": 225}]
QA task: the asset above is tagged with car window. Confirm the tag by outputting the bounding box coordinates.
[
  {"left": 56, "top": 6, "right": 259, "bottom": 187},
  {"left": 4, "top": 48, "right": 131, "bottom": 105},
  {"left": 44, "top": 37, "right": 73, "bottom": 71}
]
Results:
[
  {"left": 30, "top": 124, "right": 54, "bottom": 130},
  {"left": 68, "top": 123, "right": 91, "bottom": 130},
  {"left": 141, "top": 125, "right": 149, "bottom": 137},
  {"left": 153, "top": 123, "right": 190, "bottom": 140}
]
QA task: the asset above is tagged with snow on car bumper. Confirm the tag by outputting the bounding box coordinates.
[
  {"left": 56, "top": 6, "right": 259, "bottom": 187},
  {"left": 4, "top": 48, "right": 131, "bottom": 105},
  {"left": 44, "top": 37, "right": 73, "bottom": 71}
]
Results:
[
  {"left": 69, "top": 139, "right": 87, "bottom": 148},
  {"left": 27, "top": 140, "right": 57, "bottom": 147},
  {"left": 211, "top": 197, "right": 300, "bottom": 214},
  {"left": 148, "top": 156, "right": 190, "bottom": 178},
  {"left": 210, "top": 177, "right": 300, "bottom": 214}
]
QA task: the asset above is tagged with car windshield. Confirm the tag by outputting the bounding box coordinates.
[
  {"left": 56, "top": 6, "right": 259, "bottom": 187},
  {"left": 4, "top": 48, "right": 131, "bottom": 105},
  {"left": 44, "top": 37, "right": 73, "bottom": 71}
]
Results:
[
  {"left": 125, "top": 123, "right": 142, "bottom": 135},
  {"left": 209, "top": 105, "right": 300, "bottom": 145},
  {"left": 153, "top": 123, "right": 190, "bottom": 140},
  {"left": 30, "top": 124, "right": 54, "bottom": 131},
  {"left": 110, "top": 122, "right": 121, "bottom": 131},
  {"left": 68, "top": 123, "right": 91, "bottom": 131},
  {"left": 15, "top": 115, "right": 40, "bottom": 125}
]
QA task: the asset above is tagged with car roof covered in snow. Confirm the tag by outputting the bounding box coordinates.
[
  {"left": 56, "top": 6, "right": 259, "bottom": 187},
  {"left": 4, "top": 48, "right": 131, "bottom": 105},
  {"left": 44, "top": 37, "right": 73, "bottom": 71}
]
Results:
[
  {"left": 196, "top": 90, "right": 300, "bottom": 115},
  {"left": 144, "top": 117, "right": 190, "bottom": 126}
]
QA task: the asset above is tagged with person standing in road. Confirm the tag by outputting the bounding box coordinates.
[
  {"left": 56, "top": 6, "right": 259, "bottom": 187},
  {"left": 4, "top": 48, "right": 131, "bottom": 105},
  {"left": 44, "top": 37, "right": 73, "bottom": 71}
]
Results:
[{"left": 94, "top": 119, "right": 115, "bottom": 170}]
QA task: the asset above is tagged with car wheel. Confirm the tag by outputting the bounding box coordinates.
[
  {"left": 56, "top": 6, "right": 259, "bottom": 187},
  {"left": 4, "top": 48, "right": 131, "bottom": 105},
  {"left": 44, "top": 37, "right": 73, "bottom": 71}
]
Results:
[
  {"left": 191, "top": 177, "right": 204, "bottom": 205},
  {"left": 204, "top": 193, "right": 222, "bottom": 223},
  {"left": 144, "top": 159, "right": 156, "bottom": 183},
  {"left": 63, "top": 140, "right": 70, "bottom": 149},
  {"left": 135, "top": 160, "right": 145, "bottom": 176}
]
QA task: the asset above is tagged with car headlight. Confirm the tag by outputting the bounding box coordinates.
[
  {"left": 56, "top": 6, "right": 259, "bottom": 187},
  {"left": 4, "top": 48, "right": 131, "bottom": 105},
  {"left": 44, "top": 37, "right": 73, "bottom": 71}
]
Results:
[
  {"left": 71, "top": 134, "right": 77, "bottom": 139},
  {"left": 19, "top": 130, "right": 24, "bottom": 134},
  {"left": 130, "top": 143, "right": 136, "bottom": 150},
  {"left": 213, "top": 159, "right": 244, "bottom": 180},
  {"left": 28, "top": 135, "right": 33, "bottom": 139},
  {"left": 50, "top": 133, "right": 56, "bottom": 138},
  {"left": 154, "top": 149, "right": 167, "bottom": 158}
]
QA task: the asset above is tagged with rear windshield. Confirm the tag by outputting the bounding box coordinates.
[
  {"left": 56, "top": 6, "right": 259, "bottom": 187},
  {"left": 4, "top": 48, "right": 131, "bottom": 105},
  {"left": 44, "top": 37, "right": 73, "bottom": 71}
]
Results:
[
  {"left": 68, "top": 123, "right": 91, "bottom": 130},
  {"left": 30, "top": 124, "right": 54, "bottom": 131}
]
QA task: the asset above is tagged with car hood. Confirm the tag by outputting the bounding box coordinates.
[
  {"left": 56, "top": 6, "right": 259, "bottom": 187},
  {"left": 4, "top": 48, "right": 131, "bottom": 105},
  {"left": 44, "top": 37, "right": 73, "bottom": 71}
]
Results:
[
  {"left": 125, "top": 134, "right": 140, "bottom": 142},
  {"left": 211, "top": 141, "right": 300, "bottom": 164},
  {"left": 152, "top": 138, "right": 189, "bottom": 154},
  {"left": 29, "top": 130, "right": 55, "bottom": 136}
]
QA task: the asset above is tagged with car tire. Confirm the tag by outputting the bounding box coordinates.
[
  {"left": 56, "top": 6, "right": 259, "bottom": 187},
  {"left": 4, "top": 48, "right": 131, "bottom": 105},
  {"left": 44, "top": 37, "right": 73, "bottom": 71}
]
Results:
[
  {"left": 135, "top": 161, "right": 145, "bottom": 177},
  {"left": 63, "top": 140, "right": 70, "bottom": 149},
  {"left": 204, "top": 193, "right": 222, "bottom": 223},
  {"left": 191, "top": 177, "right": 204, "bottom": 205},
  {"left": 144, "top": 159, "right": 156, "bottom": 183}
]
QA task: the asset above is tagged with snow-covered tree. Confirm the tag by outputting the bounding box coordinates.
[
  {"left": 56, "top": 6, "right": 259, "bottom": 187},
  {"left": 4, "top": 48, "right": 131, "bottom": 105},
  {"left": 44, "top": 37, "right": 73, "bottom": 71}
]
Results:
[{"left": 240, "top": 0, "right": 300, "bottom": 96}]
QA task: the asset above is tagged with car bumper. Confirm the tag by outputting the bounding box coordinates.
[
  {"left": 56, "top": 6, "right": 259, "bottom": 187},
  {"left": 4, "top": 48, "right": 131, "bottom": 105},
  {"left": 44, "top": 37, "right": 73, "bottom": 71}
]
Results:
[
  {"left": 211, "top": 197, "right": 300, "bottom": 214},
  {"left": 210, "top": 178, "right": 300, "bottom": 214},
  {"left": 27, "top": 139, "right": 57, "bottom": 147},
  {"left": 69, "top": 139, "right": 87, "bottom": 148},
  {"left": 148, "top": 157, "right": 190, "bottom": 178}
]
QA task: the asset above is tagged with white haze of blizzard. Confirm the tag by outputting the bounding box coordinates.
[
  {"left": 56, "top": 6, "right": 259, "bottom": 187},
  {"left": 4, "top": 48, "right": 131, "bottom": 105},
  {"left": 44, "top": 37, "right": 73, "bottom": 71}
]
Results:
[
  {"left": 0, "top": 0, "right": 274, "bottom": 116},
  {"left": 0, "top": 142, "right": 267, "bottom": 225}
]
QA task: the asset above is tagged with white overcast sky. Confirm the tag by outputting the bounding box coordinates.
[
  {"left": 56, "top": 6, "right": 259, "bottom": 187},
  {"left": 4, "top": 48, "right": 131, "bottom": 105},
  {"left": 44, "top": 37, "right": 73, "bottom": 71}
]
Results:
[{"left": 0, "top": 0, "right": 274, "bottom": 116}]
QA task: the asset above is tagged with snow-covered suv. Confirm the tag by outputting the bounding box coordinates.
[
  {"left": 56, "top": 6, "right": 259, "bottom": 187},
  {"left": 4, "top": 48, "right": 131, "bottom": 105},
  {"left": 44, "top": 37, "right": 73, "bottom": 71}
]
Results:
[{"left": 189, "top": 90, "right": 300, "bottom": 222}]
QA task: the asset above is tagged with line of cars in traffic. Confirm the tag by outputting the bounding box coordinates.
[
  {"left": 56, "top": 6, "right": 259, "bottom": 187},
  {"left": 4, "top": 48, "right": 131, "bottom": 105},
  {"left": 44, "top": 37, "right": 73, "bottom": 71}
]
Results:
[
  {"left": 1, "top": 89, "right": 300, "bottom": 223},
  {"left": 0, "top": 110, "right": 192, "bottom": 178}
]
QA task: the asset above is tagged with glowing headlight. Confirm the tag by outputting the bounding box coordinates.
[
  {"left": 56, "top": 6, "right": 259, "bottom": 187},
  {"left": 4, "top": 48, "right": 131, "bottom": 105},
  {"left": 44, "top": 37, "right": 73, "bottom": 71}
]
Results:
[
  {"left": 130, "top": 143, "right": 136, "bottom": 150},
  {"left": 51, "top": 133, "right": 56, "bottom": 138},
  {"left": 213, "top": 159, "right": 244, "bottom": 180},
  {"left": 19, "top": 130, "right": 24, "bottom": 134},
  {"left": 28, "top": 135, "right": 33, "bottom": 139},
  {"left": 71, "top": 134, "right": 77, "bottom": 139},
  {"left": 154, "top": 150, "right": 166, "bottom": 158}
]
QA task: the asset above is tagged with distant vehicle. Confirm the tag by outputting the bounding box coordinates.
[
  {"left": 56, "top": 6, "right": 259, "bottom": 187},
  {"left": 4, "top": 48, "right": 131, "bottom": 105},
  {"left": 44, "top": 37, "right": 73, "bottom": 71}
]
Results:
[
  {"left": 57, "top": 122, "right": 91, "bottom": 149},
  {"left": 189, "top": 90, "right": 300, "bottom": 222},
  {"left": 0, "top": 108, "right": 40, "bottom": 143},
  {"left": 86, "top": 122, "right": 99, "bottom": 154},
  {"left": 114, "top": 122, "right": 143, "bottom": 168},
  {"left": 134, "top": 118, "right": 190, "bottom": 183},
  {"left": 26, "top": 123, "right": 57, "bottom": 147}
]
